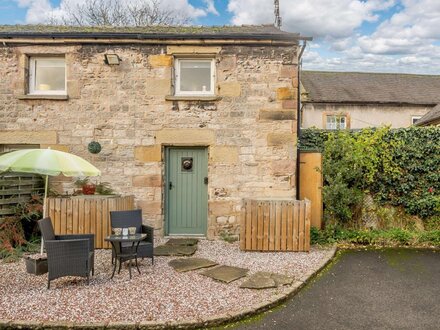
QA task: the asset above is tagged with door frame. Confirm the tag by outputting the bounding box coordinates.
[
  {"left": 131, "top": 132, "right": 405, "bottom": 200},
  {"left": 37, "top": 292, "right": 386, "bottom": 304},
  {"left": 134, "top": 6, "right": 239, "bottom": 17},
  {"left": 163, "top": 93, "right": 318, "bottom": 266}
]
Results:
[{"left": 164, "top": 146, "right": 209, "bottom": 237}]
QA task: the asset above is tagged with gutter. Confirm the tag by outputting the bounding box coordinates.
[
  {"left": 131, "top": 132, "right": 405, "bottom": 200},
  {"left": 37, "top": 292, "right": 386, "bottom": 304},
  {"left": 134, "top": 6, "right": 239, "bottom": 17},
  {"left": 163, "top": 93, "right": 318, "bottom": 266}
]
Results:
[{"left": 296, "top": 40, "right": 308, "bottom": 200}]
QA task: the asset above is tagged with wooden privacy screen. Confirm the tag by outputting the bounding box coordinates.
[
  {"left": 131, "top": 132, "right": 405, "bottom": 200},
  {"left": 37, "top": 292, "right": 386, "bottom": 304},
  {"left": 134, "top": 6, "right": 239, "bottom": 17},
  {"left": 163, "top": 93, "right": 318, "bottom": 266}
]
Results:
[
  {"left": 240, "top": 199, "right": 311, "bottom": 252},
  {"left": 299, "top": 151, "right": 323, "bottom": 229},
  {"left": 46, "top": 195, "right": 134, "bottom": 249}
]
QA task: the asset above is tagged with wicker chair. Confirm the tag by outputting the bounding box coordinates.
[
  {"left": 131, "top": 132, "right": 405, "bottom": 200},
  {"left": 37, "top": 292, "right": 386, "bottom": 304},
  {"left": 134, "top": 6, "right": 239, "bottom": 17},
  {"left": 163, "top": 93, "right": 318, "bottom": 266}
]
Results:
[
  {"left": 110, "top": 209, "right": 154, "bottom": 265},
  {"left": 38, "top": 217, "right": 94, "bottom": 289}
]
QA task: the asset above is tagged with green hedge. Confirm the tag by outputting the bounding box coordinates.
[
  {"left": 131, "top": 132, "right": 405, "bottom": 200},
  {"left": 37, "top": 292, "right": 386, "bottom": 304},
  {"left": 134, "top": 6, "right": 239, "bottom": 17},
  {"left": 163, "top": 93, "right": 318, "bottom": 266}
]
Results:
[{"left": 300, "top": 127, "right": 440, "bottom": 221}]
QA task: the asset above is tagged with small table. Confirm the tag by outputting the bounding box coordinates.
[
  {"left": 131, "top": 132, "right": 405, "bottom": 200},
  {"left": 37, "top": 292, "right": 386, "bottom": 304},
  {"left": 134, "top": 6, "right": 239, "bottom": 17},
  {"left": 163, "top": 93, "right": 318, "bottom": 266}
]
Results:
[{"left": 105, "top": 234, "right": 147, "bottom": 279}]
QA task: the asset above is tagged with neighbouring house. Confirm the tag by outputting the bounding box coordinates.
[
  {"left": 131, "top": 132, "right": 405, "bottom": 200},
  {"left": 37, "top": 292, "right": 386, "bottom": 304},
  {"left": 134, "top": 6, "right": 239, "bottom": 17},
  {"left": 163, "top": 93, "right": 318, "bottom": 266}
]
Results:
[
  {"left": 300, "top": 71, "right": 440, "bottom": 129},
  {"left": 0, "top": 25, "right": 308, "bottom": 239},
  {"left": 415, "top": 104, "right": 440, "bottom": 126}
]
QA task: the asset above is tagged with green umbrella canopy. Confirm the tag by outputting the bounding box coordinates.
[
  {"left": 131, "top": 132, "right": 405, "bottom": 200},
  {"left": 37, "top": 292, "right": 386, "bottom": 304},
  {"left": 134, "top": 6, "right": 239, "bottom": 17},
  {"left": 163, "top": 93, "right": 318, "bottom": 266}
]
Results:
[
  {"left": 0, "top": 148, "right": 101, "bottom": 254},
  {"left": 0, "top": 148, "right": 101, "bottom": 177}
]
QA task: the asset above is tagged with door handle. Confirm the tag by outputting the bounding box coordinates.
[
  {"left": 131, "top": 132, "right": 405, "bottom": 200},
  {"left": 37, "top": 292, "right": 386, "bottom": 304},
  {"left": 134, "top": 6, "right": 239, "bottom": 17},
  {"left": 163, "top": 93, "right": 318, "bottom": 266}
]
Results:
[
  {"left": 169, "top": 181, "right": 173, "bottom": 190},
  {"left": 204, "top": 177, "right": 208, "bottom": 184}
]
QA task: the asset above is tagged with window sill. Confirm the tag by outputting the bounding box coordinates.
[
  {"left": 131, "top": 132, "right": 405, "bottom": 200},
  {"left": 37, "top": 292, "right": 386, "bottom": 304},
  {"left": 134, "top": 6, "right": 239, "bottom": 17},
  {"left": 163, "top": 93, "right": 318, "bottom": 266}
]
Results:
[
  {"left": 165, "top": 95, "right": 222, "bottom": 102},
  {"left": 17, "top": 95, "right": 69, "bottom": 101}
]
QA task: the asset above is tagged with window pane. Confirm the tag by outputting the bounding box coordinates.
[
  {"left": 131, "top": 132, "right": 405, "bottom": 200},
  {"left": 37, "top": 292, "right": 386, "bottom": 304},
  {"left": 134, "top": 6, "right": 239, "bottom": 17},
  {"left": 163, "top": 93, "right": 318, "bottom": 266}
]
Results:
[
  {"left": 179, "top": 60, "right": 212, "bottom": 92},
  {"left": 34, "top": 58, "right": 65, "bottom": 92}
]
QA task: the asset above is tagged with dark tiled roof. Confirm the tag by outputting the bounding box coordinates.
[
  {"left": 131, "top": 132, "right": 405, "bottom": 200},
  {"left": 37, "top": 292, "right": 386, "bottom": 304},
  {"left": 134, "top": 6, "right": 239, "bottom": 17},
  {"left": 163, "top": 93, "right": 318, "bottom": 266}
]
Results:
[
  {"left": 0, "top": 24, "right": 304, "bottom": 41},
  {"left": 302, "top": 71, "right": 440, "bottom": 105},
  {"left": 415, "top": 104, "right": 440, "bottom": 126}
]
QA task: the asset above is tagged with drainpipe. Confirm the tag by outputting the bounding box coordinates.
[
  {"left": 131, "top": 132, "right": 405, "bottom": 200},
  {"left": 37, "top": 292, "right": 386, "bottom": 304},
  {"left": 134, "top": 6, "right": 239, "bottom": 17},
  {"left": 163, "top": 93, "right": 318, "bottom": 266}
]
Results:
[{"left": 296, "top": 41, "right": 307, "bottom": 200}]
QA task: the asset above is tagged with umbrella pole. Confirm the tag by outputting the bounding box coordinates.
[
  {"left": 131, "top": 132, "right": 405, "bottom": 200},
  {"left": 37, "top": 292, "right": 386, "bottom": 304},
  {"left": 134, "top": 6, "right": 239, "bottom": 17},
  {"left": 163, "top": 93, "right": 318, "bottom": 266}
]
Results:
[{"left": 40, "top": 175, "right": 48, "bottom": 254}]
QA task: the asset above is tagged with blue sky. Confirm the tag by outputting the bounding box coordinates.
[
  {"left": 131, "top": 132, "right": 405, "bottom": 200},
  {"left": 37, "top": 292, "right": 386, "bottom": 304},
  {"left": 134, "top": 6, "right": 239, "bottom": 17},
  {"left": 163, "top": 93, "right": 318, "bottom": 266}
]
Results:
[{"left": 2, "top": 0, "right": 440, "bottom": 74}]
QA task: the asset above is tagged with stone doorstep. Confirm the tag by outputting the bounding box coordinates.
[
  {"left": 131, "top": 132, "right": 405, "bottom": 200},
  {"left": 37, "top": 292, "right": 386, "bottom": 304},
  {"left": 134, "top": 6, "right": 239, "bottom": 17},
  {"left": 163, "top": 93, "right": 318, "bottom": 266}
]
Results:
[
  {"left": 153, "top": 245, "right": 198, "bottom": 256},
  {"left": 4, "top": 248, "right": 337, "bottom": 330},
  {"left": 165, "top": 238, "right": 199, "bottom": 246}
]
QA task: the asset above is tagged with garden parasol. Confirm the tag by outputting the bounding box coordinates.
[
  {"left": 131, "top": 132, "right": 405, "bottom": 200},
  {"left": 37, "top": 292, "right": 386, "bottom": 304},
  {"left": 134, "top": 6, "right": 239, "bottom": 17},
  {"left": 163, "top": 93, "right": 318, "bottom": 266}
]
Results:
[{"left": 0, "top": 148, "right": 101, "bottom": 253}]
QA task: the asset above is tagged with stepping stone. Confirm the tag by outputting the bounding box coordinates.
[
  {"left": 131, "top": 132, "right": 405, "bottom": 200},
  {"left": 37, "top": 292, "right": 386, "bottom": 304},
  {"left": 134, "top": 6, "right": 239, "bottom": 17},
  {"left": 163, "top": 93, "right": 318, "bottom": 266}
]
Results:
[
  {"left": 240, "top": 272, "right": 294, "bottom": 289},
  {"left": 154, "top": 244, "right": 197, "bottom": 256},
  {"left": 166, "top": 238, "right": 199, "bottom": 246},
  {"left": 169, "top": 258, "right": 218, "bottom": 272},
  {"left": 201, "top": 265, "right": 249, "bottom": 283}
]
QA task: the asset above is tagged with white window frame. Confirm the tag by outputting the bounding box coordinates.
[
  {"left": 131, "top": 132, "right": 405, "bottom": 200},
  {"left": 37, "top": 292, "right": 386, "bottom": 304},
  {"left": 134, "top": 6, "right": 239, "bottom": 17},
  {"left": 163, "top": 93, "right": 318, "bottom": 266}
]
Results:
[
  {"left": 29, "top": 56, "right": 66, "bottom": 95},
  {"left": 411, "top": 116, "right": 422, "bottom": 125},
  {"left": 174, "top": 58, "right": 216, "bottom": 96},
  {"left": 326, "top": 115, "right": 347, "bottom": 130}
]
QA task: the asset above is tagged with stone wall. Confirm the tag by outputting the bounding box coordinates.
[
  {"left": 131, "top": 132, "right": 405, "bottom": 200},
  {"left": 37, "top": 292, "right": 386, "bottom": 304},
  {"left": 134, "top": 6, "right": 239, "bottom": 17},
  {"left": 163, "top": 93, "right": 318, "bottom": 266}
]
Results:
[{"left": 0, "top": 42, "right": 299, "bottom": 238}]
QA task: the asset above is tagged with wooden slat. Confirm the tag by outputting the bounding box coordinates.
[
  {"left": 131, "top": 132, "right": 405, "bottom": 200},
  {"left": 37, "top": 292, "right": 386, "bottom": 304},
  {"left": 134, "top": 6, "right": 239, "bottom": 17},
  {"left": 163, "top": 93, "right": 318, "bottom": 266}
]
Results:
[
  {"left": 240, "top": 201, "right": 246, "bottom": 251},
  {"left": 287, "top": 202, "right": 293, "bottom": 250},
  {"left": 66, "top": 199, "right": 73, "bottom": 234},
  {"left": 251, "top": 200, "right": 258, "bottom": 250},
  {"left": 298, "top": 201, "right": 305, "bottom": 251},
  {"left": 257, "top": 202, "right": 264, "bottom": 250},
  {"left": 262, "top": 201, "right": 270, "bottom": 251},
  {"left": 274, "top": 201, "right": 281, "bottom": 251},
  {"left": 245, "top": 200, "right": 252, "bottom": 250},
  {"left": 293, "top": 200, "right": 299, "bottom": 251},
  {"left": 268, "top": 200, "right": 275, "bottom": 251},
  {"left": 304, "top": 199, "right": 311, "bottom": 251},
  {"left": 281, "top": 202, "right": 287, "bottom": 251},
  {"left": 78, "top": 198, "right": 85, "bottom": 234}
]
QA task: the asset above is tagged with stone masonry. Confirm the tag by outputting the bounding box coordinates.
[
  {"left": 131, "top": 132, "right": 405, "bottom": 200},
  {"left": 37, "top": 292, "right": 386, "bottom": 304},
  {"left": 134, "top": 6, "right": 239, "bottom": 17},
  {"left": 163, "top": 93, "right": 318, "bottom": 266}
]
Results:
[{"left": 0, "top": 36, "right": 299, "bottom": 239}]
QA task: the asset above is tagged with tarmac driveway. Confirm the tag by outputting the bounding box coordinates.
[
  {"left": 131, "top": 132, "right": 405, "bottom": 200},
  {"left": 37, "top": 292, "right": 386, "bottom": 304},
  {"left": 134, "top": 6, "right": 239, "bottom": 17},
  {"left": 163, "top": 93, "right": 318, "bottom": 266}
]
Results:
[{"left": 233, "top": 248, "right": 440, "bottom": 330}]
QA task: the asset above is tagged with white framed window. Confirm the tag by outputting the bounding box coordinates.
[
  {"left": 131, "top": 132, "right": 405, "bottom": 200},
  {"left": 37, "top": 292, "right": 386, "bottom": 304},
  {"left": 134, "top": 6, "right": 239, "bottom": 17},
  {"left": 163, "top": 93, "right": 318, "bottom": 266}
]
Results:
[
  {"left": 411, "top": 116, "right": 422, "bottom": 125},
  {"left": 29, "top": 57, "right": 66, "bottom": 95},
  {"left": 326, "top": 115, "right": 347, "bottom": 130},
  {"left": 174, "top": 58, "right": 215, "bottom": 96}
]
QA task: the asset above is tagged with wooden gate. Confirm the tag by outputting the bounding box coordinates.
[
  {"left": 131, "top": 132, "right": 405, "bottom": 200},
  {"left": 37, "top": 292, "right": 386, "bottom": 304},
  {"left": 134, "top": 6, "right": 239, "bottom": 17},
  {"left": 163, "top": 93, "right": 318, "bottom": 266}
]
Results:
[
  {"left": 240, "top": 199, "right": 311, "bottom": 252},
  {"left": 46, "top": 195, "right": 134, "bottom": 249},
  {"left": 299, "top": 151, "right": 323, "bottom": 229}
]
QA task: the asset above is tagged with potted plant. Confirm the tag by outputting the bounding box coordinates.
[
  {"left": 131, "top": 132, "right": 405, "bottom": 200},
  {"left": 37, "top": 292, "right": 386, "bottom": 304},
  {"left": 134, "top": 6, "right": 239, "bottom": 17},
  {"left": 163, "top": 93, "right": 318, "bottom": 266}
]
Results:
[
  {"left": 23, "top": 253, "right": 48, "bottom": 275},
  {"left": 74, "top": 177, "right": 96, "bottom": 195}
]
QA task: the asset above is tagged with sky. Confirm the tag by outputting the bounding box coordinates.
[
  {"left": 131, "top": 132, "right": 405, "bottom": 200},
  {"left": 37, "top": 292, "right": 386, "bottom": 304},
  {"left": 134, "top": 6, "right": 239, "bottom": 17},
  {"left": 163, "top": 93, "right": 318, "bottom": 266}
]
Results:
[{"left": 1, "top": 0, "right": 440, "bottom": 74}]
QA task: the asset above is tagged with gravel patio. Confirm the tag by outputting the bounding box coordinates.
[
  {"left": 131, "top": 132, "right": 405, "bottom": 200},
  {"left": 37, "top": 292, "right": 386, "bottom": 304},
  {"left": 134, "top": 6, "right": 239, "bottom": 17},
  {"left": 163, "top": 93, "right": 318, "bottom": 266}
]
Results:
[{"left": 0, "top": 240, "right": 334, "bottom": 325}]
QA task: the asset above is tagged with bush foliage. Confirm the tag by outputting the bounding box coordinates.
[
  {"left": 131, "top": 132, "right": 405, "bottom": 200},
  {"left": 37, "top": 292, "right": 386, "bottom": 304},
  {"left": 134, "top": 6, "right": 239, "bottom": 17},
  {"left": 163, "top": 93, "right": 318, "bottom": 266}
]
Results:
[{"left": 300, "top": 126, "right": 440, "bottom": 223}]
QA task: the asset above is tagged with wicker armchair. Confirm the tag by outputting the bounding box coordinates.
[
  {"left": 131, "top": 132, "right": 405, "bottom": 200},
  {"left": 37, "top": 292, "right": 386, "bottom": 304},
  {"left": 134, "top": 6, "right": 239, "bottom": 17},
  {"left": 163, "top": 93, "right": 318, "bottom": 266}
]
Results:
[
  {"left": 110, "top": 209, "right": 154, "bottom": 265},
  {"left": 38, "top": 217, "right": 94, "bottom": 289}
]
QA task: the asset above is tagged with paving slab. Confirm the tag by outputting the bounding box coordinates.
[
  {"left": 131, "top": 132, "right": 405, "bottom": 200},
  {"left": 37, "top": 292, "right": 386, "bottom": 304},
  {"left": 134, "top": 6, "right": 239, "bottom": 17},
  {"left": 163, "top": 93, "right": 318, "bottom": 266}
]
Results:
[
  {"left": 169, "top": 258, "right": 218, "bottom": 272},
  {"left": 154, "top": 244, "right": 198, "bottom": 256},
  {"left": 166, "top": 238, "right": 199, "bottom": 246},
  {"left": 201, "top": 265, "right": 249, "bottom": 283},
  {"left": 240, "top": 272, "right": 294, "bottom": 289}
]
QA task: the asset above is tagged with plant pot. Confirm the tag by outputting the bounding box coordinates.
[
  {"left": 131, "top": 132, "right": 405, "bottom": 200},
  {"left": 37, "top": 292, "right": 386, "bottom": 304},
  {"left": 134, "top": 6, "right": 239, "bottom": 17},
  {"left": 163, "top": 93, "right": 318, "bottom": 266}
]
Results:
[
  {"left": 24, "top": 255, "right": 48, "bottom": 275},
  {"left": 82, "top": 184, "right": 96, "bottom": 195}
]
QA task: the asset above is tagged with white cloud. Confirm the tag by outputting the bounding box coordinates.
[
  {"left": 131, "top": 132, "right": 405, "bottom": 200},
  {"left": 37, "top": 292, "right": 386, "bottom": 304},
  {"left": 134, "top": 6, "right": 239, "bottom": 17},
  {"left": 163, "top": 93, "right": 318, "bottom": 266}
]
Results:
[
  {"left": 358, "top": 0, "right": 440, "bottom": 54},
  {"left": 14, "top": 0, "right": 210, "bottom": 24},
  {"left": 203, "top": 0, "right": 219, "bottom": 16},
  {"left": 228, "top": 0, "right": 395, "bottom": 38}
]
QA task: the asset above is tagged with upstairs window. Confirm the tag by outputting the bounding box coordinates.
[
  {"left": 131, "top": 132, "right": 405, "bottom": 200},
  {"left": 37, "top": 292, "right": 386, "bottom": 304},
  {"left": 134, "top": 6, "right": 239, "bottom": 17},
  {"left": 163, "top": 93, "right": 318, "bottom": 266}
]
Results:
[
  {"left": 175, "top": 58, "right": 215, "bottom": 96},
  {"left": 326, "top": 115, "right": 347, "bottom": 130},
  {"left": 29, "top": 57, "right": 66, "bottom": 95}
]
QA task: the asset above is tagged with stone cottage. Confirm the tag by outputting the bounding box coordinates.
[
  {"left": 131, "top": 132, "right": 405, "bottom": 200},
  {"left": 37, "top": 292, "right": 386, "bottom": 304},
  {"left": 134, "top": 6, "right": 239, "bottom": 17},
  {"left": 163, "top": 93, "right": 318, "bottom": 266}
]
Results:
[
  {"left": 0, "top": 25, "right": 308, "bottom": 238},
  {"left": 301, "top": 71, "right": 440, "bottom": 129}
]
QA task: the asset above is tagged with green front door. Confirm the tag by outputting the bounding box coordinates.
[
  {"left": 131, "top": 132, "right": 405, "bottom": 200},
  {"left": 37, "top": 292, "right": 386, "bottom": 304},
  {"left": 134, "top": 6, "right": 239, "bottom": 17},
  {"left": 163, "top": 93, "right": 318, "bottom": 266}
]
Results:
[{"left": 166, "top": 147, "right": 208, "bottom": 236}]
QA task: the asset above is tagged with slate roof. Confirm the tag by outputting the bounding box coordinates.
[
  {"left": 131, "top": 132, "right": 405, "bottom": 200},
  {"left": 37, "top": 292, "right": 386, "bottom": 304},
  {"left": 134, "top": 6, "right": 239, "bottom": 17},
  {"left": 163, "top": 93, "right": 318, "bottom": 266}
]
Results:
[
  {"left": 0, "top": 24, "right": 308, "bottom": 41},
  {"left": 302, "top": 71, "right": 440, "bottom": 105},
  {"left": 415, "top": 104, "right": 440, "bottom": 126}
]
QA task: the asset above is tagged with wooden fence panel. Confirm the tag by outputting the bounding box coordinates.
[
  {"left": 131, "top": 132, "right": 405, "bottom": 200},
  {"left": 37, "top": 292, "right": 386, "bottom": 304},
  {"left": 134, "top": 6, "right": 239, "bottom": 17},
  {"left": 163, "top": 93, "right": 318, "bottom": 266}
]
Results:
[
  {"left": 240, "top": 199, "right": 311, "bottom": 252},
  {"left": 47, "top": 196, "right": 135, "bottom": 249}
]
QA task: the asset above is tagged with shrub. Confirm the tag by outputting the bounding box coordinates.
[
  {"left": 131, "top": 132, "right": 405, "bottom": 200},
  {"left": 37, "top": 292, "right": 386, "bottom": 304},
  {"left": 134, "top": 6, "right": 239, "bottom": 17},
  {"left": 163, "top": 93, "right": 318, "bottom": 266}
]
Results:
[{"left": 301, "top": 126, "right": 440, "bottom": 223}]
